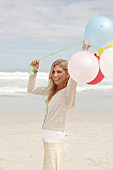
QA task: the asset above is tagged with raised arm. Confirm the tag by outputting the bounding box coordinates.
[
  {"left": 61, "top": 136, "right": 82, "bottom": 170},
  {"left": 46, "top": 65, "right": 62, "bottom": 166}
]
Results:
[
  {"left": 27, "top": 73, "right": 46, "bottom": 95},
  {"left": 65, "top": 77, "right": 77, "bottom": 109},
  {"left": 65, "top": 39, "right": 91, "bottom": 108},
  {"left": 82, "top": 38, "right": 91, "bottom": 51},
  {"left": 27, "top": 59, "right": 46, "bottom": 95}
]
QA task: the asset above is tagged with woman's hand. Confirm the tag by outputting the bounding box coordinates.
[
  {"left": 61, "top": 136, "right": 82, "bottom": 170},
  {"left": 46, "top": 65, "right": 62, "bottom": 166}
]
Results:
[
  {"left": 31, "top": 58, "right": 39, "bottom": 73},
  {"left": 82, "top": 38, "right": 91, "bottom": 51}
]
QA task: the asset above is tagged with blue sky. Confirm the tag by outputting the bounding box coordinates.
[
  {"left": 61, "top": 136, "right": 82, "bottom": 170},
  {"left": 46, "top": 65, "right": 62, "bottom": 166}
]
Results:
[{"left": 0, "top": 0, "right": 113, "bottom": 72}]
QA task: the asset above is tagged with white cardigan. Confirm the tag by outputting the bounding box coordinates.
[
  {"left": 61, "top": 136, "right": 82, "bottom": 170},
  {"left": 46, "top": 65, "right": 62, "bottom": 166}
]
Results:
[{"left": 27, "top": 73, "right": 77, "bottom": 142}]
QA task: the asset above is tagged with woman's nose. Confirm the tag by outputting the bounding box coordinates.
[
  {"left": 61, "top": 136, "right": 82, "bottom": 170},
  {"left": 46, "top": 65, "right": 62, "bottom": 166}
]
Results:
[{"left": 54, "top": 72, "right": 58, "bottom": 77}]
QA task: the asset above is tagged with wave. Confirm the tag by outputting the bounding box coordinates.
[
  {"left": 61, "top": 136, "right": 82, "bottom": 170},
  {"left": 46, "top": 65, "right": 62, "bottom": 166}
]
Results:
[
  {"left": 77, "top": 84, "right": 113, "bottom": 92},
  {"left": 0, "top": 71, "right": 49, "bottom": 80},
  {"left": 0, "top": 71, "right": 113, "bottom": 95}
]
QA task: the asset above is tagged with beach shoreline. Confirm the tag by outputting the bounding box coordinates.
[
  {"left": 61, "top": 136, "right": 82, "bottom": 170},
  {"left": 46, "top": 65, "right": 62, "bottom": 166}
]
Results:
[{"left": 0, "top": 110, "right": 113, "bottom": 125}]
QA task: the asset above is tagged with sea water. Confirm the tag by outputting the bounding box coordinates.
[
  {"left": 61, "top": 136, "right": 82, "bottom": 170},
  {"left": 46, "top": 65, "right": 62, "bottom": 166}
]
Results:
[
  {"left": 0, "top": 71, "right": 113, "bottom": 96},
  {"left": 0, "top": 71, "right": 113, "bottom": 112}
]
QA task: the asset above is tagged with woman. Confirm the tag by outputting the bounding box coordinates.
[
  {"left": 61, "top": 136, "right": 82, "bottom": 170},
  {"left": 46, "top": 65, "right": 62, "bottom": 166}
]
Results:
[{"left": 27, "top": 39, "right": 90, "bottom": 170}]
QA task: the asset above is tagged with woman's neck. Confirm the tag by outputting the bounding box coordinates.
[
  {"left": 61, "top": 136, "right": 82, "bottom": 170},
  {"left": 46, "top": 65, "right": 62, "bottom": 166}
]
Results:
[{"left": 56, "top": 83, "right": 66, "bottom": 92}]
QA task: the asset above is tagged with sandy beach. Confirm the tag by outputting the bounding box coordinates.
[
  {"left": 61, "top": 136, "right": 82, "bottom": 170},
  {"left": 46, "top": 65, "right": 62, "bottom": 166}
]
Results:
[{"left": 0, "top": 110, "right": 113, "bottom": 170}]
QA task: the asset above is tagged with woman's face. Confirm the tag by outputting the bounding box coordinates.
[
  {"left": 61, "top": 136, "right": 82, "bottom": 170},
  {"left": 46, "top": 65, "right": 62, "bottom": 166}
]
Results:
[{"left": 52, "top": 65, "right": 68, "bottom": 86}]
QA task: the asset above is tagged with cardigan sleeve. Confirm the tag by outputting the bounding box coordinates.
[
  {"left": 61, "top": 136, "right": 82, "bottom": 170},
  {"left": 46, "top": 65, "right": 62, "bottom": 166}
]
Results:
[
  {"left": 27, "top": 73, "right": 46, "bottom": 95},
  {"left": 65, "top": 77, "right": 77, "bottom": 109}
]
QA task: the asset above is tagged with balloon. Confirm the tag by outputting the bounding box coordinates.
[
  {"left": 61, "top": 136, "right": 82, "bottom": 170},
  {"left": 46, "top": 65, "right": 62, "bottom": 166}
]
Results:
[
  {"left": 87, "top": 54, "right": 104, "bottom": 85},
  {"left": 68, "top": 51, "right": 99, "bottom": 83},
  {"left": 85, "top": 16, "right": 113, "bottom": 48},
  {"left": 100, "top": 48, "right": 113, "bottom": 80},
  {"left": 98, "top": 41, "right": 113, "bottom": 56}
]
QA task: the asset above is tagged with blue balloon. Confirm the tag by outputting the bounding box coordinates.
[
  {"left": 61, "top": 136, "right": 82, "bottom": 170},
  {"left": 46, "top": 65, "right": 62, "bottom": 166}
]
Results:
[{"left": 85, "top": 16, "right": 113, "bottom": 48}]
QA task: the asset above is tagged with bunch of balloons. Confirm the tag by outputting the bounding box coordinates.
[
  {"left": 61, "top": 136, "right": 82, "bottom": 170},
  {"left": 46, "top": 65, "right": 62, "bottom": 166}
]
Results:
[{"left": 68, "top": 16, "right": 113, "bottom": 84}]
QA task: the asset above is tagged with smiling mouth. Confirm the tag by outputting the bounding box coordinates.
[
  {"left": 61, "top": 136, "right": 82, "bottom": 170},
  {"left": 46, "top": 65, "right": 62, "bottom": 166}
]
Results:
[{"left": 54, "top": 79, "right": 60, "bottom": 81}]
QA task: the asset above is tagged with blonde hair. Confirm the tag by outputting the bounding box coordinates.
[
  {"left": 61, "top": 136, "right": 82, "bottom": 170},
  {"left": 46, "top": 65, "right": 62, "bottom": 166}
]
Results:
[{"left": 45, "top": 59, "right": 75, "bottom": 108}]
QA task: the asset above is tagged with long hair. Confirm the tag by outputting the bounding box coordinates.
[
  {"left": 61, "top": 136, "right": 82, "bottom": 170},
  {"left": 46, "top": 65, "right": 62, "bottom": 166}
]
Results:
[
  {"left": 44, "top": 59, "right": 75, "bottom": 108},
  {"left": 45, "top": 59, "right": 68, "bottom": 102}
]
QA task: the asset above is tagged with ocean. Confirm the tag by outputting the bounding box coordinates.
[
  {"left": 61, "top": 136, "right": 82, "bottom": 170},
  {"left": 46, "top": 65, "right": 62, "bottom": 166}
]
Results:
[
  {"left": 0, "top": 71, "right": 113, "bottom": 95},
  {"left": 0, "top": 71, "right": 113, "bottom": 112}
]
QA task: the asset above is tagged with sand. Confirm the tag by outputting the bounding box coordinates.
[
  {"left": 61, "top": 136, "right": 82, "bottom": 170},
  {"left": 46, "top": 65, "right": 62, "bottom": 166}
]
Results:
[{"left": 0, "top": 110, "right": 113, "bottom": 170}]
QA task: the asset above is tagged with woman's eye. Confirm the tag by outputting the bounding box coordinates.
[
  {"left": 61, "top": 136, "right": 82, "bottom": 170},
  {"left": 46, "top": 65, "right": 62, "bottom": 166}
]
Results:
[
  {"left": 52, "top": 71, "right": 55, "bottom": 74},
  {"left": 57, "top": 70, "right": 61, "bottom": 73}
]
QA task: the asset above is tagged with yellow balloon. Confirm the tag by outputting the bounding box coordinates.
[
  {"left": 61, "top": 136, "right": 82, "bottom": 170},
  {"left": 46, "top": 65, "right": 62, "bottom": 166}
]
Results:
[{"left": 98, "top": 41, "right": 113, "bottom": 56}]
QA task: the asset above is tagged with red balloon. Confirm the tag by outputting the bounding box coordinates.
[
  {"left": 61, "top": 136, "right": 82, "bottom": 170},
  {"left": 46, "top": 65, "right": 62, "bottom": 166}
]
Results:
[{"left": 87, "top": 53, "right": 104, "bottom": 85}]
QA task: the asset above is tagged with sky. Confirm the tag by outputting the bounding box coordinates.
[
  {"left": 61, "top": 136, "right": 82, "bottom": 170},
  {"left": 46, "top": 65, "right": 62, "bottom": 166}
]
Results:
[{"left": 0, "top": 0, "right": 113, "bottom": 72}]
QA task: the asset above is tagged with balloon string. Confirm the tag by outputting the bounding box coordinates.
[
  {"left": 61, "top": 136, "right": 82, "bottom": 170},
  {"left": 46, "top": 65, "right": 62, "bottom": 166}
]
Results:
[
  {"left": 39, "top": 40, "right": 84, "bottom": 61},
  {"left": 29, "top": 40, "right": 84, "bottom": 75}
]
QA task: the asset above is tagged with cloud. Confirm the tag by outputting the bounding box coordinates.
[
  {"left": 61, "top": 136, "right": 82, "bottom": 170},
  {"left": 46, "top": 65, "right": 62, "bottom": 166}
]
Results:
[
  {"left": 0, "top": 0, "right": 113, "bottom": 43},
  {"left": 0, "top": 0, "right": 113, "bottom": 72}
]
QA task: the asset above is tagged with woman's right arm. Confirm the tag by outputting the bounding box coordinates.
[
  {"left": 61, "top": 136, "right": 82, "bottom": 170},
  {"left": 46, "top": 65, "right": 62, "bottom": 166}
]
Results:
[{"left": 27, "top": 59, "right": 46, "bottom": 95}]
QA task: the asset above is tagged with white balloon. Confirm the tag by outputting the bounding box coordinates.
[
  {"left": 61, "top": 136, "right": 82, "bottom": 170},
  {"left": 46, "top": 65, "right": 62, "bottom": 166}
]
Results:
[
  {"left": 68, "top": 51, "right": 99, "bottom": 83},
  {"left": 100, "top": 48, "right": 113, "bottom": 80}
]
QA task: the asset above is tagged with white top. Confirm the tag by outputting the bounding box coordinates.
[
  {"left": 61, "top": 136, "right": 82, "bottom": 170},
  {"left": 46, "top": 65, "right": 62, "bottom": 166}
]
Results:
[{"left": 41, "top": 129, "right": 66, "bottom": 143}]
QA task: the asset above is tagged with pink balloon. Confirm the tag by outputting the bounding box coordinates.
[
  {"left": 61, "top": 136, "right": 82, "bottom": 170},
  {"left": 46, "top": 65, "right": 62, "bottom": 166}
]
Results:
[
  {"left": 68, "top": 51, "right": 99, "bottom": 83},
  {"left": 87, "top": 54, "right": 104, "bottom": 85}
]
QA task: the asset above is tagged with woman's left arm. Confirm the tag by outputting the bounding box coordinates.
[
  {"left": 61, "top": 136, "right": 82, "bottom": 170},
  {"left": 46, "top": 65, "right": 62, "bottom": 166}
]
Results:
[
  {"left": 65, "top": 78, "right": 77, "bottom": 109},
  {"left": 65, "top": 39, "right": 91, "bottom": 108}
]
